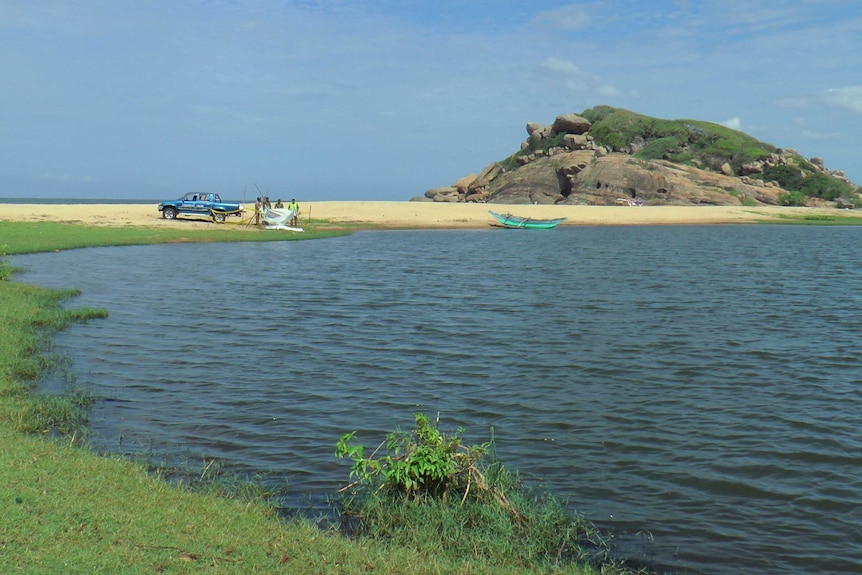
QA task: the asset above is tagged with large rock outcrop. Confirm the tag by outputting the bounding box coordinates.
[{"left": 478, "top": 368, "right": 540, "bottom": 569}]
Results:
[{"left": 420, "top": 109, "right": 860, "bottom": 207}]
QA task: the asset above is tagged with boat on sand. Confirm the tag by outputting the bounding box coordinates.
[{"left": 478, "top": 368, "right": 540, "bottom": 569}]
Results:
[{"left": 488, "top": 210, "right": 566, "bottom": 229}]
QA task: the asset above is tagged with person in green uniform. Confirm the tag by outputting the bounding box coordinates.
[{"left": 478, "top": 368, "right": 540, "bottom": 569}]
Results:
[{"left": 288, "top": 198, "right": 299, "bottom": 227}]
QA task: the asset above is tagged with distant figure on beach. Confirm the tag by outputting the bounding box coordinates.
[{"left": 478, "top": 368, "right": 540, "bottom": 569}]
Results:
[
  {"left": 275, "top": 199, "right": 284, "bottom": 208},
  {"left": 288, "top": 198, "right": 299, "bottom": 227},
  {"left": 254, "top": 197, "right": 262, "bottom": 225},
  {"left": 264, "top": 196, "right": 272, "bottom": 209}
]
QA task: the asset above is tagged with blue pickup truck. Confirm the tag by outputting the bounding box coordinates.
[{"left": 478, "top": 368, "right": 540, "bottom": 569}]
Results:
[{"left": 158, "top": 193, "right": 244, "bottom": 223}]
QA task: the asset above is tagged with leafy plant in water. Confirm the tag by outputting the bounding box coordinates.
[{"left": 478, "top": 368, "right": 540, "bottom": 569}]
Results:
[
  {"left": 336, "top": 412, "right": 493, "bottom": 502},
  {"left": 335, "top": 414, "right": 624, "bottom": 571}
]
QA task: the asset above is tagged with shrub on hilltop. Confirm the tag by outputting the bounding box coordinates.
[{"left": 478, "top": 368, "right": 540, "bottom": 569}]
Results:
[{"left": 581, "top": 106, "right": 777, "bottom": 173}]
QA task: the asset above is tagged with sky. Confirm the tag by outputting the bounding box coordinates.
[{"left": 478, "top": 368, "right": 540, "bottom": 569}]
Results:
[{"left": 2, "top": 0, "right": 861, "bottom": 201}]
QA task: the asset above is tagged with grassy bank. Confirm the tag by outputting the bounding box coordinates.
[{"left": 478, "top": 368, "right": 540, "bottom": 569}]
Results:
[
  {"left": 0, "top": 220, "right": 352, "bottom": 254},
  {"left": 765, "top": 212, "right": 862, "bottom": 225},
  {"left": 0, "top": 221, "right": 628, "bottom": 574}
]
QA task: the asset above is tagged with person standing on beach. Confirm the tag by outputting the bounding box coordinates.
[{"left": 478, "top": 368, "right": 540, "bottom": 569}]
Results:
[
  {"left": 288, "top": 198, "right": 299, "bottom": 227},
  {"left": 254, "top": 197, "right": 262, "bottom": 225}
]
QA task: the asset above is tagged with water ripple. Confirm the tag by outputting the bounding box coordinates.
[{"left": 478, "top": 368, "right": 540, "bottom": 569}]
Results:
[{"left": 15, "top": 225, "right": 862, "bottom": 575}]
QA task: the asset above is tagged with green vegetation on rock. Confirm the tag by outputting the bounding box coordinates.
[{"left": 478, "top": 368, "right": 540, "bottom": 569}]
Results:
[
  {"left": 758, "top": 165, "right": 856, "bottom": 203},
  {"left": 581, "top": 105, "right": 776, "bottom": 172}
]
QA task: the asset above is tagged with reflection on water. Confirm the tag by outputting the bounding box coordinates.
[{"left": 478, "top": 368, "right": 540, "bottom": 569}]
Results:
[{"left": 15, "top": 225, "right": 862, "bottom": 575}]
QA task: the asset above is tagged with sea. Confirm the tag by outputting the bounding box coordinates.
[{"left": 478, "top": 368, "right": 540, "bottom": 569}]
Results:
[
  {"left": 0, "top": 197, "right": 158, "bottom": 204},
  {"left": 12, "top": 225, "right": 862, "bottom": 575}
]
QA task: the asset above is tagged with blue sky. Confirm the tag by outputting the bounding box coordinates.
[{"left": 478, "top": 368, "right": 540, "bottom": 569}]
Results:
[{"left": 2, "top": 0, "right": 861, "bottom": 200}]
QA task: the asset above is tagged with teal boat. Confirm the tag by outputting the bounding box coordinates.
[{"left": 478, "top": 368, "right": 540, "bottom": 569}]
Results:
[{"left": 488, "top": 210, "right": 567, "bottom": 229}]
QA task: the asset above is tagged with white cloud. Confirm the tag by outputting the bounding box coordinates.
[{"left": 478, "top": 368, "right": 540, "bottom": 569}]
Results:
[
  {"left": 542, "top": 57, "right": 621, "bottom": 99},
  {"left": 822, "top": 86, "right": 862, "bottom": 113},
  {"left": 721, "top": 117, "right": 742, "bottom": 131},
  {"left": 533, "top": 5, "right": 591, "bottom": 30}
]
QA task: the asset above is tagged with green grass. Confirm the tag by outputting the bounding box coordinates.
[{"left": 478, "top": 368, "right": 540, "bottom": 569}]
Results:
[
  {"left": 12, "top": 389, "right": 93, "bottom": 436},
  {"left": 729, "top": 209, "right": 862, "bottom": 225},
  {"left": 1, "top": 424, "right": 403, "bottom": 574},
  {"left": 340, "top": 472, "right": 612, "bottom": 570},
  {"left": 0, "top": 221, "right": 350, "bottom": 255},
  {"left": 767, "top": 213, "right": 862, "bottom": 225},
  {"left": 0, "top": 221, "right": 629, "bottom": 574}
]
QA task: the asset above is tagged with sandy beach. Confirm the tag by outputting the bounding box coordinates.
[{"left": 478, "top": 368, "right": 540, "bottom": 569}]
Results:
[{"left": 1, "top": 201, "right": 859, "bottom": 228}]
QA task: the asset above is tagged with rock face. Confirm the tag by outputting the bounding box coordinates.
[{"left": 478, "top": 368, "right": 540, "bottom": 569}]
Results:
[
  {"left": 419, "top": 110, "right": 859, "bottom": 206},
  {"left": 484, "top": 153, "right": 782, "bottom": 206}
]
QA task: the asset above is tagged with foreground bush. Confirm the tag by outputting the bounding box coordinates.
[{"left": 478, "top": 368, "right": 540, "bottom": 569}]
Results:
[{"left": 336, "top": 413, "right": 630, "bottom": 573}]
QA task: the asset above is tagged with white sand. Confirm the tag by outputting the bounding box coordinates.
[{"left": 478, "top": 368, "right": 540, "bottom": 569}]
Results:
[{"left": 1, "top": 201, "right": 858, "bottom": 228}]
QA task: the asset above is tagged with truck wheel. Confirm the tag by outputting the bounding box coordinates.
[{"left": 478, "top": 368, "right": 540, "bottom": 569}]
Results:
[
  {"left": 162, "top": 207, "right": 178, "bottom": 220},
  {"left": 212, "top": 212, "right": 226, "bottom": 223}
]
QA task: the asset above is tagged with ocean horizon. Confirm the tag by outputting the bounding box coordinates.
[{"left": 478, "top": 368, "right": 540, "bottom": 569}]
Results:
[{"left": 0, "top": 197, "right": 159, "bottom": 205}]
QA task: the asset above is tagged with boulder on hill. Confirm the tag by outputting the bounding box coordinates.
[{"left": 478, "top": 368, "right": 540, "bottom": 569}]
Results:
[{"left": 552, "top": 113, "right": 592, "bottom": 135}]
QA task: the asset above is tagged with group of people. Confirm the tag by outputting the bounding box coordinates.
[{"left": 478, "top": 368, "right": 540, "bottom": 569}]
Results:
[{"left": 253, "top": 196, "right": 299, "bottom": 227}]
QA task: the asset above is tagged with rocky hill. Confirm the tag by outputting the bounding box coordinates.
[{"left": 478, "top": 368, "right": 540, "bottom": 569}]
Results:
[{"left": 419, "top": 106, "right": 861, "bottom": 208}]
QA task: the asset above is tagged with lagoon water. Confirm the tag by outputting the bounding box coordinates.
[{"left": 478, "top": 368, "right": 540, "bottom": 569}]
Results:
[{"left": 15, "top": 225, "right": 862, "bottom": 574}]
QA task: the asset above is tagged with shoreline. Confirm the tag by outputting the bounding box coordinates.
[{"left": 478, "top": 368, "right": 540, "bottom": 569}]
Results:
[{"left": 1, "top": 201, "right": 860, "bottom": 228}]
